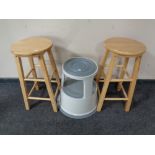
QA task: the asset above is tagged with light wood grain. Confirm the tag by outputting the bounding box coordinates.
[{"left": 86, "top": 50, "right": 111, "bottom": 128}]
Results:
[
  {"left": 99, "top": 78, "right": 133, "bottom": 82},
  {"left": 11, "top": 37, "right": 52, "bottom": 56},
  {"left": 104, "top": 37, "right": 146, "bottom": 56},
  {"left": 117, "top": 57, "right": 129, "bottom": 91},
  {"left": 38, "top": 54, "right": 58, "bottom": 112},
  {"left": 28, "top": 56, "right": 39, "bottom": 90},
  {"left": 12, "top": 37, "right": 60, "bottom": 112},
  {"left": 15, "top": 56, "right": 30, "bottom": 110},
  {"left": 24, "top": 78, "right": 57, "bottom": 83},
  {"left": 97, "top": 37, "right": 145, "bottom": 112},
  {"left": 125, "top": 56, "right": 142, "bottom": 112},
  {"left": 97, "top": 53, "right": 117, "bottom": 112},
  {"left": 47, "top": 49, "right": 61, "bottom": 89},
  {"left": 96, "top": 49, "right": 109, "bottom": 83},
  {"left": 28, "top": 96, "right": 51, "bottom": 101}
]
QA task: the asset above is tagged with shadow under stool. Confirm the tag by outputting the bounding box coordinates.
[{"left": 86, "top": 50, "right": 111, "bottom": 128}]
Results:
[
  {"left": 11, "top": 37, "right": 60, "bottom": 112},
  {"left": 96, "top": 37, "right": 146, "bottom": 112}
]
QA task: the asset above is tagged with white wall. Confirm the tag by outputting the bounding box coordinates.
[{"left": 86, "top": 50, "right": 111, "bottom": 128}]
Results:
[{"left": 0, "top": 19, "right": 155, "bottom": 79}]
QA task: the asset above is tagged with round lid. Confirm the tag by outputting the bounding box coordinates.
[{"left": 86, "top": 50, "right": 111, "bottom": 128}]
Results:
[{"left": 63, "top": 57, "right": 98, "bottom": 78}]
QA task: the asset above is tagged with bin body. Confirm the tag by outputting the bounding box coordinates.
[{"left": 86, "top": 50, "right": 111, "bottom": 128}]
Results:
[{"left": 58, "top": 57, "right": 98, "bottom": 119}]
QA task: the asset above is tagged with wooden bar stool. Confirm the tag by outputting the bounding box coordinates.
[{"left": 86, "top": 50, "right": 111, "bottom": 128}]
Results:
[
  {"left": 96, "top": 37, "right": 146, "bottom": 112},
  {"left": 11, "top": 37, "right": 60, "bottom": 112}
]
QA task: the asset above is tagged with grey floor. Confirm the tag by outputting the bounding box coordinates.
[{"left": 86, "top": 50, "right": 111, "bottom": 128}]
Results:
[{"left": 0, "top": 79, "right": 155, "bottom": 135}]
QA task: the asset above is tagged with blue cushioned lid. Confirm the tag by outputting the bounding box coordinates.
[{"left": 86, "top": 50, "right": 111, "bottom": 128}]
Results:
[{"left": 63, "top": 57, "right": 97, "bottom": 77}]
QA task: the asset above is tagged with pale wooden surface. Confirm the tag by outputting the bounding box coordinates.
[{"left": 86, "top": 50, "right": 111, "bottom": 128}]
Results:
[
  {"left": 96, "top": 49, "right": 109, "bottom": 83},
  {"left": 125, "top": 56, "right": 142, "bottom": 112},
  {"left": 28, "top": 56, "right": 39, "bottom": 90},
  {"left": 12, "top": 37, "right": 59, "bottom": 112},
  {"left": 15, "top": 52, "right": 59, "bottom": 112},
  {"left": 117, "top": 57, "right": 129, "bottom": 91},
  {"left": 97, "top": 53, "right": 117, "bottom": 112},
  {"left": 38, "top": 55, "right": 58, "bottom": 112},
  {"left": 104, "top": 37, "right": 146, "bottom": 56},
  {"left": 97, "top": 37, "right": 145, "bottom": 112},
  {"left": 47, "top": 49, "right": 61, "bottom": 88},
  {"left": 11, "top": 37, "right": 52, "bottom": 56},
  {"left": 15, "top": 56, "right": 30, "bottom": 110}
]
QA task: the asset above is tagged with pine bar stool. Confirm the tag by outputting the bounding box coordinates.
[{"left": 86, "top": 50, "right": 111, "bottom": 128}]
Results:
[
  {"left": 96, "top": 37, "right": 146, "bottom": 112},
  {"left": 11, "top": 37, "right": 60, "bottom": 112}
]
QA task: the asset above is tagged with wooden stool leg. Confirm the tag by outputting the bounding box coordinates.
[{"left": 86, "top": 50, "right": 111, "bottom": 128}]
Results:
[
  {"left": 38, "top": 54, "right": 58, "bottom": 112},
  {"left": 28, "top": 56, "right": 39, "bottom": 90},
  {"left": 96, "top": 49, "right": 109, "bottom": 83},
  {"left": 47, "top": 49, "right": 61, "bottom": 88},
  {"left": 97, "top": 53, "right": 117, "bottom": 112},
  {"left": 125, "top": 56, "right": 141, "bottom": 112},
  {"left": 117, "top": 57, "right": 129, "bottom": 91},
  {"left": 15, "top": 56, "right": 30, "bottom": 110}
]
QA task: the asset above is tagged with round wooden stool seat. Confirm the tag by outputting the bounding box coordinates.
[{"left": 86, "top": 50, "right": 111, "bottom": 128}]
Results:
[
  {"left": 104, "top": 37, "right": 146, "bottom": 56},
  {"left": 11, "top": 37, "right": 52, "bottom": 56},
  {"left": 96, "top": 37, "right": 146, "bottom": 112},
  {"left": 12, "top": 36, "right": 60, "bottom": 112}
]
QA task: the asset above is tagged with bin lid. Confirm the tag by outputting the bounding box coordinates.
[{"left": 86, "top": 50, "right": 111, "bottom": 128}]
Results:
[{"left": 63, "top": 57, "right": 98, "bottom": 77}]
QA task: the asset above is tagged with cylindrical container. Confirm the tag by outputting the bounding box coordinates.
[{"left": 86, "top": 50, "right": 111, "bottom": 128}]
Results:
[{"left": 58, "top": 57, "right": 98, "bottom": 119}]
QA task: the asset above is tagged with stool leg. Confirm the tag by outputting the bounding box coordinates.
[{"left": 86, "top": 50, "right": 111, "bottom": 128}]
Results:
[
  {"left": 96, "top": 49, "right": 109, "bottom": 83},
  {"left": 125, "top": 56, "right": 141, "bottom": 112},
  {"left": 97, "top": 53, "right": 117, "bottom": 112},
  {"left": 117, "top": 57, "right": 129, "bottom": 91},
  {"left": 47, "top": 49, "right": 61, "bottom": 89},
  {"left": 15, "top": 56, "right": 30, "bottom": 110},
  {"left": 28, "top": 56, "right": 39, "bottom": 90},
  {"left": 38, "top": 54, "right": 58, "bottom": 112}
]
